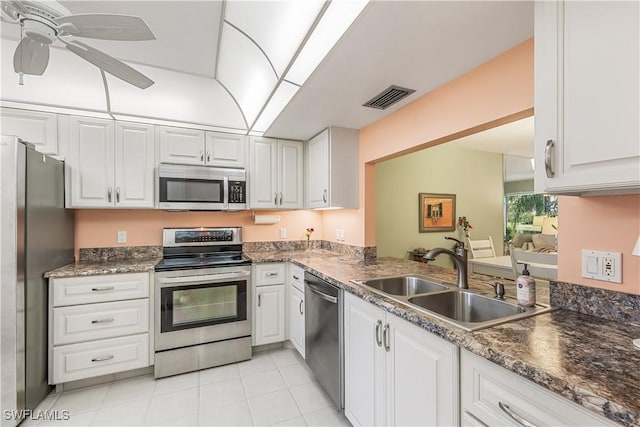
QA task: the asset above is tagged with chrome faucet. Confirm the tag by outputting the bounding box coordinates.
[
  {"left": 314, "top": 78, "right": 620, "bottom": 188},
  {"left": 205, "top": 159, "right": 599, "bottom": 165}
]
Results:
[{"left": 423, "top": 237, "right": 468, "bottom": 289}]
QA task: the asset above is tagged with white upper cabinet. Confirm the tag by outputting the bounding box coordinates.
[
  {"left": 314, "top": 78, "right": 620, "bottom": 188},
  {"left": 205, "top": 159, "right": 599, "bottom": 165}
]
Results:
[
  {"left": 249, "top": 137, "right": 303, "bottom": 209},
  {"left": 0, "top": 108, "right": 59, "bottom": 155},
  {"left": 205, "top": 132, "right": 247, "bottom": 168},
  {"left": 157, "top": 126, "right": 206, "bottom": 166},
  {"left": 306, "top": 127, "right": 359, "bottom": 209},
  {"left": 158, "top": 126, "right": 247, "bottom": 168},
  {"left": 67, "top": 117, "right": 154, "bottom": 208},
  {"left": 534, "top": 1, "right": 640, "bottom": 195}
]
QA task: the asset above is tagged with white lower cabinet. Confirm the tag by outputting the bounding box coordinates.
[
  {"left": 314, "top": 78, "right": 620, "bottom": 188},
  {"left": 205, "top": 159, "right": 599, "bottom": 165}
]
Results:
[
  {"left": 344, "top": 292, "right": 459, "bottom": 427},
  {"left": 286, "top": 263, "right": 305, "bottom": 358},
  {"left": 49, "top": 273, "right": 152, "bottom": 384},
  {"left": 460, "top": 349, "right": 614, "bottom": 426},
  {"left": 253, "top": 263, "right": 286, "bottom": 346}
]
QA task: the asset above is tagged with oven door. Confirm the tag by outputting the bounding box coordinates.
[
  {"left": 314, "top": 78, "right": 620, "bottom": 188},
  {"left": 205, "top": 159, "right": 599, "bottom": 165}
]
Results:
[{"left": 155, "top": 266, "right": 251, "bottom": 351}]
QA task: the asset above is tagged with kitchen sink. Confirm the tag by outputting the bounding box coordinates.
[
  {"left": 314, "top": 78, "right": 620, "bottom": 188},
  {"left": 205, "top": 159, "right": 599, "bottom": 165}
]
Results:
[
  {"left": 352, "top": 275, "right": 554, "bottom": 331},
  {"left": 408, "top": 291, "right": 525, "bottom": 323},
  {"left": 354, "top": 276, "right": 449, "bottom": 296}
]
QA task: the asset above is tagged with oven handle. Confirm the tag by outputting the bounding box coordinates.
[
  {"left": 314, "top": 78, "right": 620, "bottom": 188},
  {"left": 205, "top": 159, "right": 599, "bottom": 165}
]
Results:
[{"left": 156, "top": 270, "right": 251, "bottom": 285}]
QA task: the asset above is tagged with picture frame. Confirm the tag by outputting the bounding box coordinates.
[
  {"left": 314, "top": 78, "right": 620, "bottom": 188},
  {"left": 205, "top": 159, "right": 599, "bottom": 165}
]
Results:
[{"left": 418, "top": 193, "right": 456, "bottom": 232}]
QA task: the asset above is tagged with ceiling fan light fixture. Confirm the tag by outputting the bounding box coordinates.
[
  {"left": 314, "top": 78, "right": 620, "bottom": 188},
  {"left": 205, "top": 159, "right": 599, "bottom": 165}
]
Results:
[{"left": 22, "top": 19, "right": 56, "bottom": 44}]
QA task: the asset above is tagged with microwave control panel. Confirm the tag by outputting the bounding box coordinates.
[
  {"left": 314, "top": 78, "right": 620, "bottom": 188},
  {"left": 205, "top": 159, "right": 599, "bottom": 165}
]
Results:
[{"left": 229, "top": 181, "right": 246, "bottom": 203}]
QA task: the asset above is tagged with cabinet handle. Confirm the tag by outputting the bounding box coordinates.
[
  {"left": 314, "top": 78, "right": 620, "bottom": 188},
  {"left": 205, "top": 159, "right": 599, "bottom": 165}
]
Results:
[
  {"left": 266, "top": 272, "right": 278, "bottom": 277},
  {"left": 293, "top": 275, "right": 300, "bottom": 280},
  {"left": 115, "top": 187, "right": 120, "bottom": 203},
  {"left": 322, "top": 189, "right": 327, "bottom": 203},
  {"left": 206, "top": 151, "right": 211, "bottom": 162},
  {"left": 299, "top": 300, "right": 303, "bottom": 315},
  {"left": 375, "top": 320, "right": 383, "bottom": 347},
  {"left": 383, "top": 323, "right": 390, "bottom": 352},
  {"left": 498, "top": 402, "right": 537, "bottom": 427},
  {"left": 463, "top": 411, "right": 489, "bottom": 427},
  {"left": 279, "top": 192, "right": 283, "bottom": 205},
  {"left": 200, "top": 151, "right": 204, "bottom": 162},
  {"left": 91, "top": 286, "right": 115, "bottom": 292},
  {"left": 91, "top": 355, "right": 114, "bottom": 362},
  {"left": 258, "top": 294, "right": 261, "bottom": 307},
  {"left": 544, "top": 139, "right": 555, "bottom": 178},
  {"left": 107, "top": 187, "right": 112, "bottom": 203},
  {"left": 274, "top": 192, "right": 278, "bottom": 205},
  {"left": 91, "top": 318, "right": 114, "bottom": 324}
]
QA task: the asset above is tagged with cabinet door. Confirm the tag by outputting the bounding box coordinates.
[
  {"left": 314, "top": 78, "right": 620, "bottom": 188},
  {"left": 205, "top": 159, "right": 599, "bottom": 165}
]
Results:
[
  {"left": 249, "top": 137, "right": 277, "bottom": 208},
  {"left": 535, "top": 1, "right": 639, "bottom": 194},
  {"left": 114, "top": 122, "right": 155, "bottom": 208},
  {"left": 306, "top": 130, "right": 329, "bottom": 208},
  {"left": 68, "top": 116, "right": 115, "bottom": 207},
  {"left": 344, "top": 293, "right": 385, "bottom": 427},
  {"left": 254, "top": 284, "right": 285, "bottom": 346},
  {"left": 386, "top": 315, "right": 458, "bottom": 427},
  {"left": 287, "top": 285, "right": 305, "bottom": 357},
  {"left": 157, "top": 126, "right": 205, "bottom": 165},
  {"left": 278, "top": 139, "right": 303, "bottom": 209},
  {"left": 205, "top": 132, "right": 247, "bottom": 168},
  {"left": 0, "top": 108, "right": 58, "bottom": 154}
]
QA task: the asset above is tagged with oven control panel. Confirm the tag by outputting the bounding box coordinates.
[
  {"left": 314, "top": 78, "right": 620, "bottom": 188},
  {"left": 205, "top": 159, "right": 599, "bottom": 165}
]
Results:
[{"left": 163, "top": 227, "right": 242, "bottom": 246}]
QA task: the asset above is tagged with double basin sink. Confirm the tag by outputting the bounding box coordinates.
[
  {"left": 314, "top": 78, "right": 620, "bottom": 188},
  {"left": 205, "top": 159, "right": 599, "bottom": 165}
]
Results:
[{"left": 351, "top": 276, "right": 552, "bottom": 331}]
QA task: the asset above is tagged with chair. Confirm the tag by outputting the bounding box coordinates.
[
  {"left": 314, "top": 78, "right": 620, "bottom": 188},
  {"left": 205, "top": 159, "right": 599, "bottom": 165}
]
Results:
[
  {"left": 509, "top": 244, "right": 558, "bottom": 280},
  {"left": 467, "top": 237, "right": 496, "bottom": 259}
]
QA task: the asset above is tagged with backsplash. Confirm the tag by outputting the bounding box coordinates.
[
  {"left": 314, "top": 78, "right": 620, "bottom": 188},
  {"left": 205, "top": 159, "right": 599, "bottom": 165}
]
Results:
[
  {"left": 550, "top": 282, "right": 640, "bottom": 325},
  {"left": 79, "top": 246, "right": 162, "bottom": 262}
]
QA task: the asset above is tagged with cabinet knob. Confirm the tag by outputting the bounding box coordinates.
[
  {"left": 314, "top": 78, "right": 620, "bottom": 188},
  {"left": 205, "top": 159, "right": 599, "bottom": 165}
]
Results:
[{"left": 544, "top": 139, "right": 555, "bottom": 178}]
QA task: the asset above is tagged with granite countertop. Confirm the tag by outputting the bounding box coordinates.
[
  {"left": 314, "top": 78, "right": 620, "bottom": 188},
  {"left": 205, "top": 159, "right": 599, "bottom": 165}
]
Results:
[
  {"left": 246, "top": 249, "right": 640, "bottom": 426},
  {"left": 44, "top": 257, "right": 161, "bottom": 278},
  {"left": 45, "top": 249, "right": 639, "bottom": 425}
]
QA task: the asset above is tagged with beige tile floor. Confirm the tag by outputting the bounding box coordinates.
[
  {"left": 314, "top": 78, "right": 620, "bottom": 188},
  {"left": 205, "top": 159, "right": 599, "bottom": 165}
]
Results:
[{"left": 22, "top": 347, "right": 351, "bottom": 427}]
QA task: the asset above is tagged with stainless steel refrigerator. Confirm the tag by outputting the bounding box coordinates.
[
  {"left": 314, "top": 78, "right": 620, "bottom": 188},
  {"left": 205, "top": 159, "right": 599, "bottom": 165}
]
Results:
[{"left": 1, "top": 136, "right": 74, "bottom": 426}]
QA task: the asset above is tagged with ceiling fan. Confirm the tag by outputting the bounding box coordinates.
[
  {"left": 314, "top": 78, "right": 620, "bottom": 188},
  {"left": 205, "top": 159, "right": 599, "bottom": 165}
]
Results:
[{"left": 1, "top": 0, "right": 156, "bottom": 89}]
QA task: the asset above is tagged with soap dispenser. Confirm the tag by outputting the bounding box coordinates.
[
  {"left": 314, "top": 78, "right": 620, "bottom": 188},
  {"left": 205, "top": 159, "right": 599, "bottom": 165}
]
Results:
[{"left": 516, "top": 263, "right": 536, "bottom": 307}]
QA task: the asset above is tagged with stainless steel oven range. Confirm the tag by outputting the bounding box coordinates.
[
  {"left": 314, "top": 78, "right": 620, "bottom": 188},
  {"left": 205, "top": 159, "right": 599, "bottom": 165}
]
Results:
[{"left": 154, "top": 227, "right": 252, "bottom": 378}]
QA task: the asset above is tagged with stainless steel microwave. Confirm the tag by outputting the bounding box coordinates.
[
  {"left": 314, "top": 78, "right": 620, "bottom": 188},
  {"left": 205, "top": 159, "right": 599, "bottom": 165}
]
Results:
[{"left": 156, "top": 163, "right": 246, "bottom": 210}]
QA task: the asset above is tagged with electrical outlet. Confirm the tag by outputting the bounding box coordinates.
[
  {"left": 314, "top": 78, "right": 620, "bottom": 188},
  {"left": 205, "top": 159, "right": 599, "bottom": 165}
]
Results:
[
  {"left": 280, "top": 228, "right": 287, "bottom": 239},
  {"left": 117, "top": 230, "right": 127, "bottom": 244},
  {"left": 336, "top": 229, "right": 341, "bottom": 240},
  {"left": 581, "top": 250, "right": 621, "bottom": 283}
]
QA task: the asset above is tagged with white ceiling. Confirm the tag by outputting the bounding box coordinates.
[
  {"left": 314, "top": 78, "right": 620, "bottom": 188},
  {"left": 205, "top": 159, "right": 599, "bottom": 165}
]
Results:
[
  {"left": 446, "top": 116, "right": 534, "bottom": 158},
  {"left": 0, "top": 1, "right": 534, "bottom": 139}
]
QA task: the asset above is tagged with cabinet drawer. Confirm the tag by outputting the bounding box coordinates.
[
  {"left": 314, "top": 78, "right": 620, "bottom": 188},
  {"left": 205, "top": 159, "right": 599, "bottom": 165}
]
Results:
[
  {"left": 51, "top": 273, "right": 149, "bottom": 306},
  {"left": 254, "top": 263, "right": 285, "bottom": 286},
  {"left": 460, "top": 350, "right": 614, "bottom": 426},
  {"left": 51, "top": 334, "right": 149, "bottom": 384},
  {"left": 52, "top": 299, "right": 149, "bottom": 345},
  {"left": 288, "top": 264, "right": 305, "bottom": 292}
]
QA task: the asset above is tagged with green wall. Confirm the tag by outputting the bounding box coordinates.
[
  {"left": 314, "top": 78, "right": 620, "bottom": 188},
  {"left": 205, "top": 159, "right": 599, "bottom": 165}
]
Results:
[{"left": 375, "top": 144, "right": 504, "bottom": 268}]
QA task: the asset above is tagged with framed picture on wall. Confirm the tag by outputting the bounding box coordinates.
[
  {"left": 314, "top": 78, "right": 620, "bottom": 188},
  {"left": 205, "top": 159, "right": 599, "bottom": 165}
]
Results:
[{"left": 419, "top": 193, "right": 456, "bottom": 232}]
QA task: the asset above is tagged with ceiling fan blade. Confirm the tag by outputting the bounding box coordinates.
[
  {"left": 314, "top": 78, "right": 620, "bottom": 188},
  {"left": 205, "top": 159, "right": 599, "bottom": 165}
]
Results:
[
  {"left": 65, "top": 40, "right": 154, "bottom": 89},
  {"left": 2, "top": 1, "right": 27, "bottom": 20},
  {"left": 13, "top": 38, "right": 50, "bottom": 75},
  {"left": 55, "top": 14, "right": 156, "bottom": 41}
]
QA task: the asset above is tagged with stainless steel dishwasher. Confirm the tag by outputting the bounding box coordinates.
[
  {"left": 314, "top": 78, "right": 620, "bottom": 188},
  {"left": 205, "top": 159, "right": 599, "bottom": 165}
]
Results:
[{"left": 304, "top": 272, "right": 344, "bottom": 410}]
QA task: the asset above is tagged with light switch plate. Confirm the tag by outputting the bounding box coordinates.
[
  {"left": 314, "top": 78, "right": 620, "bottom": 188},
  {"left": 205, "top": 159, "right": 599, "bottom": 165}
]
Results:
[{"left": 581, "top": 249, "right": 622, "bottom": 283}]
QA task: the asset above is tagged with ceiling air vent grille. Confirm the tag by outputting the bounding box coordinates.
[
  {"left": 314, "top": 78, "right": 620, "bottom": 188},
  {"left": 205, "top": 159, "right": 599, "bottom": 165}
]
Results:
[{"left": 362, "top": 85, "right": 416, "bottom": 110}]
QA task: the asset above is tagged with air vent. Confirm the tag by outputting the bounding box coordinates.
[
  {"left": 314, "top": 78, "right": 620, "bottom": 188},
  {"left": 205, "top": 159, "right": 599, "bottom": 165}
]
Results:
[{"left": 362, "top": 85, "right": 416, "bottom": 110}]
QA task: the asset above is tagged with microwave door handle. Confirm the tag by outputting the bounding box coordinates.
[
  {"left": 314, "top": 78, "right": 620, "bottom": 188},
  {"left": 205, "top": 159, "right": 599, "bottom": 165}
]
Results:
[{"left": 223, "top": 176, "right": 229, "bottom": 208}]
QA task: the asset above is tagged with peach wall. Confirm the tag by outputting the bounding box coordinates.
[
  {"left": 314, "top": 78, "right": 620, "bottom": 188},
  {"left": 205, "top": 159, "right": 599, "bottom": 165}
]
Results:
[
  {"left": 74, "top": 209, "right": 322, "bottom": 259},
  {"left": 558, "top": 195, "right": 640, "bottom": 294}
]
